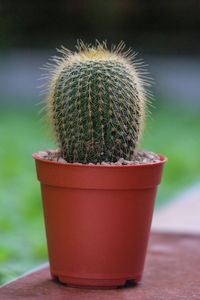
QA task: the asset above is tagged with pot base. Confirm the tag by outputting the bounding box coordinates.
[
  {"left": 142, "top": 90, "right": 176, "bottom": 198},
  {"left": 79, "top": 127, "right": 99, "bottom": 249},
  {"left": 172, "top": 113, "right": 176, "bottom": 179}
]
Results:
[{"left": 51, "top": 272, "right": 141, "bottom": 289}]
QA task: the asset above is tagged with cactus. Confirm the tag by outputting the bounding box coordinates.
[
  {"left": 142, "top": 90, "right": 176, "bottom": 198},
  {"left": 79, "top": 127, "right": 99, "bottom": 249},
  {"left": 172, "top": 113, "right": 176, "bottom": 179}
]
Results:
[{"left": 43, "top": 41, "right": 150, "bottom": 164}]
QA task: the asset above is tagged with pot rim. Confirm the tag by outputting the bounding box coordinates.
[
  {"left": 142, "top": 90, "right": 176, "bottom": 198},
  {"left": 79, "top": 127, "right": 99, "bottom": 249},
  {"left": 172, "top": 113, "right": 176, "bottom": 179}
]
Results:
[{"left": 32, "top": 151, "right": 167, "bottom": 168}]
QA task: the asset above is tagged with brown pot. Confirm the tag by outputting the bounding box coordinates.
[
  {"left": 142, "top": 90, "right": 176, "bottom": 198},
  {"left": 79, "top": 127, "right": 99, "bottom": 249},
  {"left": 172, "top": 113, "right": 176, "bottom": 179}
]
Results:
[{"left": 33, "top": 152, "right": 167, "bottom": 289}]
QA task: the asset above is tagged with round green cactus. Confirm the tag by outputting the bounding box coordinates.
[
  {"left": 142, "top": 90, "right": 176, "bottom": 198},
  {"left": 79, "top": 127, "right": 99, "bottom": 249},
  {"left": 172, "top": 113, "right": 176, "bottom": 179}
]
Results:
[{"left": 44, "top": 41, "right": 150, "bottom": 163}]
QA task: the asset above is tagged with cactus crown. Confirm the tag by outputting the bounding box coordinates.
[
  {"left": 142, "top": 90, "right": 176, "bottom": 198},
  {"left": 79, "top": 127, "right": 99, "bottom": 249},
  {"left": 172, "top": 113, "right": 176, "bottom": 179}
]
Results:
[{"left": 43, "top": 41, "right": 150, "bottom": 164}]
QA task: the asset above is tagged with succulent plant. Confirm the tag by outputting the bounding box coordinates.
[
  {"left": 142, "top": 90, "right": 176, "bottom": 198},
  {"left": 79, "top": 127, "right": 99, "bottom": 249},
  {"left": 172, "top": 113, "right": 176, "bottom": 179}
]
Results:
[{"left": 43, "top": 41, "right": 150, "bottom": 164}]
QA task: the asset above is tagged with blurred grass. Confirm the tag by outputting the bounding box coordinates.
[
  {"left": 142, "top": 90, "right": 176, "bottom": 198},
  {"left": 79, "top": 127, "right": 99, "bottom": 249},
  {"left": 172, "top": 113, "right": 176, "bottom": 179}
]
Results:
[
  {"left": 142, "top": 100, "right": 200, "bottom": 205},
  {"left": 0, "top": 100, "right": 200, "bottom": 285}
]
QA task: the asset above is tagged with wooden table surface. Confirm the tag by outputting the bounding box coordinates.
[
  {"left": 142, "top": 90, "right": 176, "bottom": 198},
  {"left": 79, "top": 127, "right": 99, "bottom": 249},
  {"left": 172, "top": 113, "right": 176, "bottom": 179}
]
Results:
[{"left": 1, "top": 232, "right": 200, "bottom": 300}]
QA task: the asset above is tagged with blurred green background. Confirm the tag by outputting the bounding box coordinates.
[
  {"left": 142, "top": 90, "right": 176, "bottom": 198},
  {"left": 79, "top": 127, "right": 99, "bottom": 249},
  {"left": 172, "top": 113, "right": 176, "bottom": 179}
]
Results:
[{"left": 0, "top": 0, "right": 200, "bottom": 285}]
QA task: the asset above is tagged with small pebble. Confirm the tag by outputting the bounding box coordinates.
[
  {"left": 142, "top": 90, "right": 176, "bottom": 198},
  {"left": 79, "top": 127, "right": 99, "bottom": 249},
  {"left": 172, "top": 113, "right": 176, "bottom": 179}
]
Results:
[
  {"left": 37, "top": 151, "right": 47, "bottom": 158},
  {"left": 58, "top": 158, "right": 67, "bottom": 163}
]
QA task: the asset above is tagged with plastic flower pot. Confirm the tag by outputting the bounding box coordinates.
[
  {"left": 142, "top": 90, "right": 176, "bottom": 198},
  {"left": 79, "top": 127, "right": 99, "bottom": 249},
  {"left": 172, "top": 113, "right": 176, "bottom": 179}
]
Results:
[{"left": 33, "top": 152, "right": 167, "bottom": 289}]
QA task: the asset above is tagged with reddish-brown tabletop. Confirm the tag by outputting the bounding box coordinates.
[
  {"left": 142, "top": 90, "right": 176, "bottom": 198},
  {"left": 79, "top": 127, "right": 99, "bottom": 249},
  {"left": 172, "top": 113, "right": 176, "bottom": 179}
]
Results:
[{"left": 1, "top": 232, "right": 200, "bottom": 300}]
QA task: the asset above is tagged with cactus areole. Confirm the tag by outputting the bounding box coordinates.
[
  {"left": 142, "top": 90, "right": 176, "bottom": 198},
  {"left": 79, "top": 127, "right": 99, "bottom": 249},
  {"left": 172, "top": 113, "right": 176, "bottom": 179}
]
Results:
[
  {"left": 44, "top": 41, "right": 149, "bottom": 164},
  {"left": 33, "top": 41, "right": 167, "bottom": 289}
]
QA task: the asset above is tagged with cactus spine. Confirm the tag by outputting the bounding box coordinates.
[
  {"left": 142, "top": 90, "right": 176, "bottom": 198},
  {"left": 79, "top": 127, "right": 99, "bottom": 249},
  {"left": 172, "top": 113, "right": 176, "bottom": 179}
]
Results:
[{"left": 44, "top": 41, "right": 150, "bottom": 164}]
